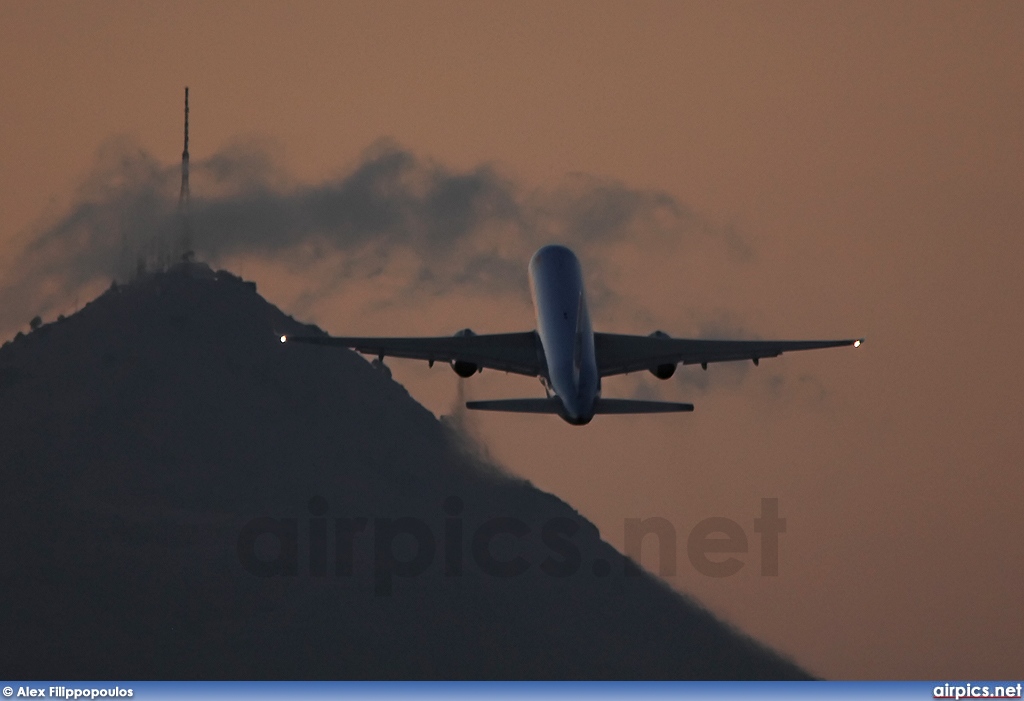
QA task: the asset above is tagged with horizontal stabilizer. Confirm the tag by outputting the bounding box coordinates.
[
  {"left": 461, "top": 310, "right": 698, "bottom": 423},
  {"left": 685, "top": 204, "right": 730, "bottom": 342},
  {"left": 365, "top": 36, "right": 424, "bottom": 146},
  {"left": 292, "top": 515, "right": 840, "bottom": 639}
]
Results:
[
  {"left": 466, "top": 398, "right": 563, "bottom": 413},
  {"left": 465, "top": 397, "right": 694, "bottom": 414},
  {"left": 593, "top": 398, "right": 694, "bottom": 414}
]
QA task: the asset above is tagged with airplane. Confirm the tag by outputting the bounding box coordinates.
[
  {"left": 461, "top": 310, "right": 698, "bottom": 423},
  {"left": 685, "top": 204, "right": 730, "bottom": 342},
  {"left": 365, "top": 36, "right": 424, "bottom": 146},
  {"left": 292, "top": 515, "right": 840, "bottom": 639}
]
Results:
[{"left": 281, "top": 244, "right": 862, "bottom": 425}]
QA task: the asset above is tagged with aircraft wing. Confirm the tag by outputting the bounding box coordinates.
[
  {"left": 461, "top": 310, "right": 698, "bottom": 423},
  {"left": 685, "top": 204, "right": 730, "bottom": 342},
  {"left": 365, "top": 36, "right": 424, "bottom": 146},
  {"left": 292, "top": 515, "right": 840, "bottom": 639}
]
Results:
[
  {"left": 282, "top": 331, "right": 544, "bottom": 377},
  {"left": 594, "top": 333, "right": 862, "bottom": 377}
]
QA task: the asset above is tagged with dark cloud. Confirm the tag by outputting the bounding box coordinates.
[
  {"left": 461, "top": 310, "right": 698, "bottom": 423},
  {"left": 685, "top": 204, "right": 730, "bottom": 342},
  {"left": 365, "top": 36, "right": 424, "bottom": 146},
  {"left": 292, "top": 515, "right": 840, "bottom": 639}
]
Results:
[
  {"left": 192, "top": 142, "right": 522, "bottom": 264},
  {"left": 0, "top": 137, "right": 745, "bottom": 338}
]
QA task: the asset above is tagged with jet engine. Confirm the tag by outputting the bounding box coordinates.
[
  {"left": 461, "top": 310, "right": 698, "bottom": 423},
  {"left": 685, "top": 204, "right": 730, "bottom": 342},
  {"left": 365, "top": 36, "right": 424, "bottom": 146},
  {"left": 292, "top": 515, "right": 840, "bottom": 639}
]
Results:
[
  {"left": 451, "top": 328, "right": 480, "bottom": 377},
  {"left": 452, "top": 361, "right": 479, "bottom": 378},
  {"left": 647, "top": 330, "right": 677, "bottom": 379}
]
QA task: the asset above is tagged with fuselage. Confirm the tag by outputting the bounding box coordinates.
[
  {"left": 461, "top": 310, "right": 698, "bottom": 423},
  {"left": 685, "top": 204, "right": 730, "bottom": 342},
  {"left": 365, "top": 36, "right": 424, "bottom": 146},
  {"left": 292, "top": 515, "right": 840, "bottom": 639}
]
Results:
[{"left": 528, "top": 245, "right": 601, "bottom": 425}]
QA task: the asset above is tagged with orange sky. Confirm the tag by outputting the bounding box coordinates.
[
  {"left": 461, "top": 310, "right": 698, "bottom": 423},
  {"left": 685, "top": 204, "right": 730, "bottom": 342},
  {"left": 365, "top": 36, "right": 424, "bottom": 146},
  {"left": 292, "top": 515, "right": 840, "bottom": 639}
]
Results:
[{"left": 2, "top": 1, "right": 1023, "bottom": 679}]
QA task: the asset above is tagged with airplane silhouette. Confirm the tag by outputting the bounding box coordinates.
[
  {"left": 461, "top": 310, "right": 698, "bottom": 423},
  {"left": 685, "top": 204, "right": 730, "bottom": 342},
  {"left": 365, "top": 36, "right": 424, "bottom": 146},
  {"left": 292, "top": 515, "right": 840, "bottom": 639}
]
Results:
[{"left": 283, "top": 245, "right": 862, "bottom": 424}]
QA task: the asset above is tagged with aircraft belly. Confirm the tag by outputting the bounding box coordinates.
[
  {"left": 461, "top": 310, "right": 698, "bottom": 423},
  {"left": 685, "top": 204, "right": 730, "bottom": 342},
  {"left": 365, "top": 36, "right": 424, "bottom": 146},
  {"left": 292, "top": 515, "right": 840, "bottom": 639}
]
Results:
[{"left": 529, "top": 245, "right": 599, "bottom": 422}]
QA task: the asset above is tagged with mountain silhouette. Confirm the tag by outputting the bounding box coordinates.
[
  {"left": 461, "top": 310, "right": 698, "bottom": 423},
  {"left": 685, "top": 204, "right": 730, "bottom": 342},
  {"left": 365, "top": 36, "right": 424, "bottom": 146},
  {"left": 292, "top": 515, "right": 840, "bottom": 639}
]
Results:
[{"left": 0, "top": 262, "right": 811, "bottom": 679}]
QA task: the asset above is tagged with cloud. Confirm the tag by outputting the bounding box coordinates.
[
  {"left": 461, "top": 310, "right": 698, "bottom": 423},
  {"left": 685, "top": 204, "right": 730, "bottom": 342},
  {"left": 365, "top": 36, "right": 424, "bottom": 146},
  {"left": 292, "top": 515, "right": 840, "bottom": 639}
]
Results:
[
  {"left": 438, "top": 379, "right": 502, "bottom": 471},
  {"left": 0, "top": 136, "right": 747, "bottom": 339}
]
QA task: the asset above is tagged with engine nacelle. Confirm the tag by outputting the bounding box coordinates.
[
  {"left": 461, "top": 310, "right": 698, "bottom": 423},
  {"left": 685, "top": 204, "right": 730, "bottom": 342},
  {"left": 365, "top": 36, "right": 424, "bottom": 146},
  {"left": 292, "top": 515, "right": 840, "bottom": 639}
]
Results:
[
  {"left": 451, "top": 329, "right": 479, "bottom": 377},
  {"left": 650, "top": 363, "right": 676, "bottom": 379},
  {"left": 647, "top": 330, "right": 677, "bottom": 379},
  {"left": 452, "top": 360, "right": 479, "bottom": 378}
]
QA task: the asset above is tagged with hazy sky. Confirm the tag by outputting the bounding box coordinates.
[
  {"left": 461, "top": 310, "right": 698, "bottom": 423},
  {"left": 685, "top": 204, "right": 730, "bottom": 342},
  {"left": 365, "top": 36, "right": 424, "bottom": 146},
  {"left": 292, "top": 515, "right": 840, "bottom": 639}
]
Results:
[{"left": 2, "top": 1, "right": 1022, "bottom": 679}]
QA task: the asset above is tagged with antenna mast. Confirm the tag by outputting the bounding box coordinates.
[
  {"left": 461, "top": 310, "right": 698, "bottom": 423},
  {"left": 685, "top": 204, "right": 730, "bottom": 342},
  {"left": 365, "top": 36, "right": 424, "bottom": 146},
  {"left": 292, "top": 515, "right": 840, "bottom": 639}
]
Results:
[{"left": 178, "top": 86, "right": 193, "bottom": 260}]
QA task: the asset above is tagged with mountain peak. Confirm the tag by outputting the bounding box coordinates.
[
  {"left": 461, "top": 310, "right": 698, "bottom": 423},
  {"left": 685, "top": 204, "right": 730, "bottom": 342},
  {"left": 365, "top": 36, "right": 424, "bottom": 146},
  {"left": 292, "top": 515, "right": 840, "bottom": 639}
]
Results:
[{"left": 0, "top": 265, "right": 812, "bottom": 679}]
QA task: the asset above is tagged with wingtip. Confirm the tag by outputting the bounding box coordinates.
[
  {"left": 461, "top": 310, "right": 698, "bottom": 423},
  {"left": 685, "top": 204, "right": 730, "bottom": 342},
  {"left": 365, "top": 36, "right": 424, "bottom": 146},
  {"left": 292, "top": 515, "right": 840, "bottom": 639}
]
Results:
[{"left": 853, "top": 338, "right": 864, "bottom": 348}]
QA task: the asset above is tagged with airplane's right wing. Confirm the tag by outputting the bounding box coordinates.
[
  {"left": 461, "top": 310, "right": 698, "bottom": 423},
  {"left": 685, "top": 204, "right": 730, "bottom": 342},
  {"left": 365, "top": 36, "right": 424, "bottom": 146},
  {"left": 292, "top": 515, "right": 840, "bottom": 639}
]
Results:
[
  {"left": 282, "top": 331, "right": 544, "bottom": 377},
  {"left": 595, "top": 333, "right": 862, "bottom": 377}
]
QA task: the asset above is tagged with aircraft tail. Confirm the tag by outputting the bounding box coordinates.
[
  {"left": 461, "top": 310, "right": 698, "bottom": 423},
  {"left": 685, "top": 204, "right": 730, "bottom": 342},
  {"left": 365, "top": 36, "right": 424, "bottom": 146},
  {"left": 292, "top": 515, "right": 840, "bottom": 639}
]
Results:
[{"left": 465, "top": 397, "right": 694, "bottom": 414}]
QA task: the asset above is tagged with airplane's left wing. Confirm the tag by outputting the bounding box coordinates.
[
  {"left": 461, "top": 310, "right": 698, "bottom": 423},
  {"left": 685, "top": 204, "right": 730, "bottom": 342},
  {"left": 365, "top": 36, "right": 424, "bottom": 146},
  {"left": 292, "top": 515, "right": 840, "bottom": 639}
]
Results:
[
  {"left": 281, "top": 331, "right": 544, "bottom": 377},
  {"left": 595, "top": 333, "right": 862, "bottom": 377}
]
